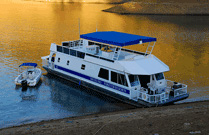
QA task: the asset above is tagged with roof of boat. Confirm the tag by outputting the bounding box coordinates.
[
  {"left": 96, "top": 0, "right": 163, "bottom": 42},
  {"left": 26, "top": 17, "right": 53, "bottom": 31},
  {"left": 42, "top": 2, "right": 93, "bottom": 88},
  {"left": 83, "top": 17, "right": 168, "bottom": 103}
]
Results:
[
  {"left": 117, "top": 55, "right": 169, "bottom": 75},
  {"left": 19, "top": 63, "right": 37, "bottom": 67},
  {"left": 80, "top": 31, "right": 157, "bottom": 47}
]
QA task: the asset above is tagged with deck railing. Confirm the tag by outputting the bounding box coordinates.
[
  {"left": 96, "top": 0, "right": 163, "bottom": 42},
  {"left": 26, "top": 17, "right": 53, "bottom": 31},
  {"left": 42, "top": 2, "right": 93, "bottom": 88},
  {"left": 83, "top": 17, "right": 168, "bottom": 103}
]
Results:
[
  {"left": 174, "top": 87, "right": 187, "bottom": 98},
  {"left": 138, "top": 80, "right": 187, "bottom": 103},
  {"left": 56, "top": 44, "right": 115, "bottom": 63},
  {"left": 166, "top": 80, "right": 187, "bottom": 98},
  {"left": 138, "top": 91, "right": 169, "bottom": 103}
]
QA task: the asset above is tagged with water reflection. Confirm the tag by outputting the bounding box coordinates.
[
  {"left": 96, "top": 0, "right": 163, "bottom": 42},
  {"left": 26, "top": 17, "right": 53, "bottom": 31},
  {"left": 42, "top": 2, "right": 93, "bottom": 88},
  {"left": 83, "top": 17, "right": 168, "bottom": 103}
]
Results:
[{"left": 45, "top": 74, "right": 133, "bottom": 115}]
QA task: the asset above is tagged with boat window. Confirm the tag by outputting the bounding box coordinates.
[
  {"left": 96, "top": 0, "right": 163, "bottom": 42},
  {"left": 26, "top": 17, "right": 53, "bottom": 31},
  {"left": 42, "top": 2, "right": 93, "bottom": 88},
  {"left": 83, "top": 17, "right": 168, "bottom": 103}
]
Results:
[
  {"left": 155, "top": 73, "right": 164, "bottom": 81},
  {"left": 111, "top": 71, "right": 128, "bottom": 87},
  {"left": 62, "top": 42, "right": 69, "bottom": 47},
  {"left": 129, "top": 75, "right": 139, "bottom": 87},
  {"left": 58, "top": 58, "right": 60, "bottom": 62},
  {"left": 118, "top": 74, "right": 128, "bottom": 87},
  {"left": 63, "top": 48, "right": 69, "bottom": 54},
  {"left": 98, "top": 68, "right": 109, "bottom": 80},
  {"left": 77, "top": 51, "right": 85, "bottom": 59},
  {"left": 111, "top": 71, "right": 117, "bottom": 83},
  {"left": 57, "top": 46, "right": 63, "bottom": 52},
  {"left": 67, "top": 60, "right": 70, "bottom": 65},
  {"left": 88, "top": 41, "right": 95, "bottom": 45},
  {"left": 81, "top": 64, "right": 85, "bottom": 70},
  {"left": 70, "top": 49, "right": 76, "bottom": 56}
]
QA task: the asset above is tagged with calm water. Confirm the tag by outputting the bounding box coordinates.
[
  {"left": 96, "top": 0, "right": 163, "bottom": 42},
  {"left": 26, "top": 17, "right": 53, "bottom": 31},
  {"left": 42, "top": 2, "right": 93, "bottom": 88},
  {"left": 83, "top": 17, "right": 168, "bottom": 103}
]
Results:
[{"left": 0, "top": 0, "right": 209, "bottom": 129}]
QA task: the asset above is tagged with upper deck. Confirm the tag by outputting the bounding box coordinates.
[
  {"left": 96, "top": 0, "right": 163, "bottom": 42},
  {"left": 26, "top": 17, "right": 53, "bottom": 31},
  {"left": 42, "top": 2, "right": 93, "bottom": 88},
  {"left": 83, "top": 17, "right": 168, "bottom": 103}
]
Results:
[
  {"left": 54, "top": 31, "right": 157, "bottom": 61},
  {"left": 55, "top": 39, "right": 148, "bottom": 62},
  {"left": 49, "top": 31, "right": 169, "bottom": 75}
]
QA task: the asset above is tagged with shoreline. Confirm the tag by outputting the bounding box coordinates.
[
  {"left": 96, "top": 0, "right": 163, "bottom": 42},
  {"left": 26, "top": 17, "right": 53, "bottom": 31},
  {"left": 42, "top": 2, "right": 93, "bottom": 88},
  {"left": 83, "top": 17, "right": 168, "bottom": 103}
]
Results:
[
  {"left": 1, "top": 100, "right": 209, "bottom": 135},
  {"left": 103, "top": 0, "right": 209, "bottom": 15}
]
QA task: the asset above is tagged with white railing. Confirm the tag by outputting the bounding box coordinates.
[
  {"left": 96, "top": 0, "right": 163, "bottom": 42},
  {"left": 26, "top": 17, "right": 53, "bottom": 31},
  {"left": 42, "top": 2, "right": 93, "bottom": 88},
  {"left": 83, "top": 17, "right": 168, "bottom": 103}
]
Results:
[
  {"left": 137, "top": 80, "right": 187, "bottom": 103},
  {"left": 138, "top": 91, "right": 169, "bottom": 103},
  {"left": 166, "top": 80, "right": 187, "bottom": 98},
  {"left": 69, "top": 40, "right": 83, "bottom": 49},
  {"left": 174, "top": 87, "right": 187, "bottom": 98}
]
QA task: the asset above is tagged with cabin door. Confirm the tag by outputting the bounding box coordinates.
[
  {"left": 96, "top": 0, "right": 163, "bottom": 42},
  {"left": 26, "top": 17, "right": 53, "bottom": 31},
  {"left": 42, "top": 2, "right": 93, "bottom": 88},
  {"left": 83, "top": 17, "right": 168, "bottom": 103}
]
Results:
[
  {"left": 138, "top": 75, "right": 150, "bottom": 89},
  {"left": 128, "top": 75, "right": 140, "bottom": 100}
]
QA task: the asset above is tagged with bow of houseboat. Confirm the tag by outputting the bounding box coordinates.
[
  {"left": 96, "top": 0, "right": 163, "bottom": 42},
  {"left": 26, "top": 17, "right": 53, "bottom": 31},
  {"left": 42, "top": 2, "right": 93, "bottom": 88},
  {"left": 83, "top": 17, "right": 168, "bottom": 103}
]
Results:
[{"left": 41, "top": 31, "right": 189, "bottom": 107}]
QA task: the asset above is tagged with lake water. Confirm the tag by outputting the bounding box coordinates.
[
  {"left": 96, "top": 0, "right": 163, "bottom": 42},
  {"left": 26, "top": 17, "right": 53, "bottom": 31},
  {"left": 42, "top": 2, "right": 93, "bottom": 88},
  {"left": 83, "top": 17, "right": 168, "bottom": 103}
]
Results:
[{"left": 0, "top": 0, "right": 209, "bottom": 129}]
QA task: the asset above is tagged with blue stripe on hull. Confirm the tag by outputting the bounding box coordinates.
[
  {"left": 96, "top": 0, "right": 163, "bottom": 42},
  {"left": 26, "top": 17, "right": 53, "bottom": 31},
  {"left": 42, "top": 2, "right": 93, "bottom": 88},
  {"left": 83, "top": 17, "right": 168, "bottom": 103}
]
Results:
[{"left": 54, "top": 65, "right": 130, "bottom": 94}]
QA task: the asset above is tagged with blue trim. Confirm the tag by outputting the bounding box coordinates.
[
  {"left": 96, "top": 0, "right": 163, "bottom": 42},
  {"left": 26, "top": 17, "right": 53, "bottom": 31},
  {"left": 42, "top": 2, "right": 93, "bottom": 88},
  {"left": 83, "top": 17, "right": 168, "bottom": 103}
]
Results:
[
  {"left": 55, "top": 65, "right": 130, "bottom": 94},
  {"left": 80, "top": 31, "right": 157, "bottom": 46},
  {"left": 19, "top": 63, "right": 37, "bottom": 67}
]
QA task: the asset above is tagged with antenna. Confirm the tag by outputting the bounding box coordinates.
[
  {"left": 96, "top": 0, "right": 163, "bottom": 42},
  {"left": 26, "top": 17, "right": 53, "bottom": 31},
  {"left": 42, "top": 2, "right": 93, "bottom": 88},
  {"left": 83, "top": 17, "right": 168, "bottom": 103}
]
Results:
[
  {"left": 96, "top": 22, "right": 98, "bottom": 32},
  {"left": 79, "top": 18, "right": 80, "bottom": 39}
]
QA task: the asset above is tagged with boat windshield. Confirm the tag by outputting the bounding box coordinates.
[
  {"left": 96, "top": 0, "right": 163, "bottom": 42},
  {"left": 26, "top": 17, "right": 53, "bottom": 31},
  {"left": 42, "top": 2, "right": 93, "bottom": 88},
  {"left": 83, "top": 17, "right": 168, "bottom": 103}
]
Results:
[
  {"left": 129, "top": 75, "right": 139, "bottom": 87},
  {"left": 155, "top": 73, "right": 164, "bottom": 81}
]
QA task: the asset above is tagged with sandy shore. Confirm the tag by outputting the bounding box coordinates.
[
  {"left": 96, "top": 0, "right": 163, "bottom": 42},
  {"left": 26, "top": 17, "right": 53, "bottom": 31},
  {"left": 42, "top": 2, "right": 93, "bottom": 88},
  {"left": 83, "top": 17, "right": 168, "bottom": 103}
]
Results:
[
  {"left": 103, "top": 0, "right": 209, "bottom": 15},
  {"left": 1, "top": 100, "right": 209, "bottom": 135}
]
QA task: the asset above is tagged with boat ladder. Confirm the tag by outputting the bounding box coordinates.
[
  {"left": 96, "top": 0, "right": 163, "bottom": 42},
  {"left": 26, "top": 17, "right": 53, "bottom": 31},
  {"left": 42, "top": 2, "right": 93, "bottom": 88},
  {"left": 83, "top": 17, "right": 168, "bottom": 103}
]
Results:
[
  {"left": 145, "top": 42, "right": 156, "bottom": 55},
  {"left": 113, "top": 47, "right": 121, "bottom": 60}
]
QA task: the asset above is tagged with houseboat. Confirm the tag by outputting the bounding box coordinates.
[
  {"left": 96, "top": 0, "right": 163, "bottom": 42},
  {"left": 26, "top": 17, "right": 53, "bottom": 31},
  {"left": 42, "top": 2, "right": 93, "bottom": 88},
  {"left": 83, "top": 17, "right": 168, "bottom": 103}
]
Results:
[{"left": 41, "top": 31, "right": 189, "bottom": 107}]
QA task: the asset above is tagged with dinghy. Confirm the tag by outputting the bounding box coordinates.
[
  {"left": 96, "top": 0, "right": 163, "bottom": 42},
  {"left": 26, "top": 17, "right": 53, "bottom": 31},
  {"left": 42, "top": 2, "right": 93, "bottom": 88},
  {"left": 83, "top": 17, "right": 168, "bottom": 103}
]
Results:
[{"left": 15, "top": 63, "right": 42, "bottom": 87}]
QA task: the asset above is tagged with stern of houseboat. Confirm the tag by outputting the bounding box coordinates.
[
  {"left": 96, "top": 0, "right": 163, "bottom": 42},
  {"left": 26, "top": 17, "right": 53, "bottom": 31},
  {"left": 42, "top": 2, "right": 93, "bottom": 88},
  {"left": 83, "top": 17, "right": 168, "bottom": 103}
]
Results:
[{"left": 135, "top": 80, "right": 189, "bottom": 107}]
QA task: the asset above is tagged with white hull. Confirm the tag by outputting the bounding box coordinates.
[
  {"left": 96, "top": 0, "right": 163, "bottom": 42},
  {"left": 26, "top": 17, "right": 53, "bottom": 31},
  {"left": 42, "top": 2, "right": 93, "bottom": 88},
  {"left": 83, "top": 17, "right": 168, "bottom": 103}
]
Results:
[
  {"left": 15, "top": 68, "right": 42, "bottom": 86},
  {"left": 41, "top": 31, "right": 189, "bottom": 107}
]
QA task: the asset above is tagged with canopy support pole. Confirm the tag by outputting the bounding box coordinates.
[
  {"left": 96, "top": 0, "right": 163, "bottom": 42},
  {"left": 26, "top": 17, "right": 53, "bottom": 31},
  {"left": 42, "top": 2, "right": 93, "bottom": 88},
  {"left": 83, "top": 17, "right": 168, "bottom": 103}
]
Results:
[{"left": 145, "top": 42, "right": 155, "bottom": 56}]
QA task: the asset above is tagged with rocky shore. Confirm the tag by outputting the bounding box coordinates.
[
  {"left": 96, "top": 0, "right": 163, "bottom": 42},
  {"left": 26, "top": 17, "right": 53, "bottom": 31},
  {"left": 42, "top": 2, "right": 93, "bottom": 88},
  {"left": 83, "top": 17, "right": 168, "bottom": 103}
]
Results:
[
  {"left": 1, "top": 100, "right": 209, "bottom": 135},
  {"left": 103, "top": 0, "right": 209, "bottom": 15}
]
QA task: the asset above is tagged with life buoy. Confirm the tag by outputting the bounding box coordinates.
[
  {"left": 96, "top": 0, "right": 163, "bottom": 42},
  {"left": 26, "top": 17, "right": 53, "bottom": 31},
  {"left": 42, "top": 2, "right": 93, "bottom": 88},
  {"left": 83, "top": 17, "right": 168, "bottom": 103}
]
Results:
[{"left": 142, "top": 93, "right": 147, "bottom": 101}]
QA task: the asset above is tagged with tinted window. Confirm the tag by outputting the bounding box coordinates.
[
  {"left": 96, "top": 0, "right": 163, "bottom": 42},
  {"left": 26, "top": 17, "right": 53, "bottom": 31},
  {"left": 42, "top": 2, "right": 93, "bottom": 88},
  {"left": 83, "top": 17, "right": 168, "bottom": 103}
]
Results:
[
  {"left": 155, "top": 73, "right": 164, "bottom": 80},
  {"left": 138, "top": 75, "right": 150, "bottom": 88},
  {"left": 111, "top": 71, "right": 117, "bottom": 83},
  {"left": 77, "top": 51, "right": 85, "bottom": 59},
  {"left": 57, "top": 46, "right": 62, "bottom": 52},
  {"left": 70, "top": 49, "right": 76, "bottom": 56},
  {"left": 111, "top": 71, "right": 128, "bottom": 87},
  {"left": 88, "top": 41, "right": 95, "bottom": 45},
  {"left": 62, "top": 42, "right": 69, "bottom": 46},
  {"left": 118, "top": 74, "right": 128, "bottom": 87},
  {"left": 63, "top": 48, "right": 69, "bottom": 54},
  {"left": 129, "top": 75, "right": 139, "bottom": 87},
  {"left": 98, "top": 68, "right": 109, "bottom": 80}
]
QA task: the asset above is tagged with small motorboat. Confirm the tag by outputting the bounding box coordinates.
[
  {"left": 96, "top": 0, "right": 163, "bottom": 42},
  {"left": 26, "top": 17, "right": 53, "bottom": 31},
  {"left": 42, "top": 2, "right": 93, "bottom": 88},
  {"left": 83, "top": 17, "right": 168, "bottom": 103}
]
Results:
[{"left": 15, "top": 63, "right": 42, "bottom": 87}]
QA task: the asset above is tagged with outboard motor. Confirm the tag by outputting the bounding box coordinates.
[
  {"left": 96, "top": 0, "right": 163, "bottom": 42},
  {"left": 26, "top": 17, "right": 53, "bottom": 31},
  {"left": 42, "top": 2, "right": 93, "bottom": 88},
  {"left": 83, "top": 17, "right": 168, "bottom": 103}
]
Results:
[{"left": 21, "top": 80, "right": 28, "bottom": 91}]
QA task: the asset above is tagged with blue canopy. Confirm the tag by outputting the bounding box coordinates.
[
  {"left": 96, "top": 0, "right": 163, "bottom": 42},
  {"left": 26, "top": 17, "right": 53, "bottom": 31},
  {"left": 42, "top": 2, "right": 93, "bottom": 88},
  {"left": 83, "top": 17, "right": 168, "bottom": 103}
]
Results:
[
  {"left": 19, "top": 63, "right": 37, "bottom": 67},
  {"left": 80, "top": 31, "right": 156, "bottom": 47}
]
